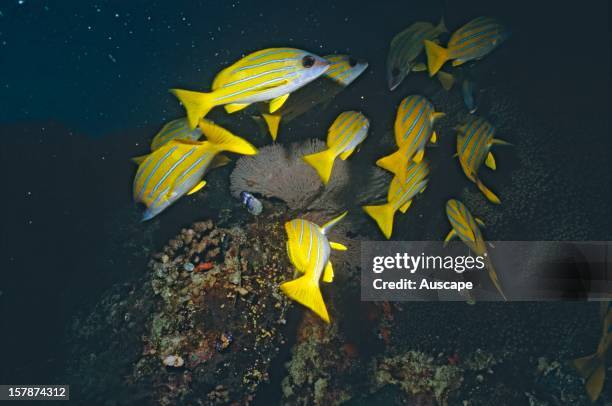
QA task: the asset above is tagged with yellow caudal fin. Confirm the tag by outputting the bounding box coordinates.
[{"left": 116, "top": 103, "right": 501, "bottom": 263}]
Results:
[
  {"left": 198, "top": 119, "right": 258, "bottom": 156},
  {"left": 574, "top": 353, "right": 605, "bottom": 401},
  {"left": 363, "top": 203, "right": 396, "bottom": 239},
  {"left": 376, "top": 149, "right": 404, "bottom": 178},
  {"left": 303, "top": 148, "right": 337, "bottom": 185},
  {"left": 437, "top": 71, "right": 455, "bottom": 91},
  {"left": 170, "top": 88, "right": 215, "bottom": 129},
  {"left": 262, "top": 113, "right": 282, "bottom": 141},
  {"left": 476, "top": 179, "right": 501, "bottom": 204},
  {"left": 280, "top": 275, "right": 330, "bottom": 323},
  {"left": 424, "top": 40, "right": 450, "bottom": 77}
]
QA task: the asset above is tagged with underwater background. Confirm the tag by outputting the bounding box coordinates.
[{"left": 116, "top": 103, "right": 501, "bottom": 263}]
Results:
[{"left": 1, "top": 0, "right": 610, "bottom": 404}]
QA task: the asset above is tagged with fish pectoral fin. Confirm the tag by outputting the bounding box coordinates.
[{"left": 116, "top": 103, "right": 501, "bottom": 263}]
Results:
[
  {"left": 476, "top": 217, "right": 486, "bottom": 227},
  {"left": 131, "top": 154, "right": 150, "bottom": 165},
  {"left": 224, "top": 103, "right": 251, "bottom": 114},
  {"left": 339, "top": 147, "right": 355, "bottom": 160},
  {"left": 413, "top": 149, "right": 425, "bottom": 163},
  {"left": 492, "top": 138, "right": 512, "bottom": 146},
  {"left": 399, "top": 199, "right": 412, "bottom": 214},
  {"left": 411, "top": 62, "right": 427, "bottom": 72},
  {"left": 187, "top": 180, "right": 207, "bottom": 195},
  {"left": 269, "top": 93, "right": 290, "bottom": 113},
  {"left": 330, "top": 241, "right": 348, "bottom": 251},
  {"left": 430, "top": 131, "right": 438, "bottom": 144},
  {"left": 210, "top": 154, "right": 231, "bottom": 169},
  {"left": 322, "top": 261, "right": 334, "bottom": 283},
  {"left": 485, "top": 152, "right": 497, "bottom": 170}
]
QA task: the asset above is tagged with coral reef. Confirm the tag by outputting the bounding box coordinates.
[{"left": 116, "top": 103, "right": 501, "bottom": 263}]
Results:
[{"left": 65, "top": 215, "right": 295, "bottom": 405}]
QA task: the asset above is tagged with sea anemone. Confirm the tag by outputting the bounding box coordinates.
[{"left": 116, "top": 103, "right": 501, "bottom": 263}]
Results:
[{"left": 230, "top": 138, "right": 387, "bottom": 213}]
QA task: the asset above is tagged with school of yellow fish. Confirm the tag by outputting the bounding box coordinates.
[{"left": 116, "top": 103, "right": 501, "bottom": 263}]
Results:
[{"left": 129, "top": 15, "right": 607, "bottom": 400}]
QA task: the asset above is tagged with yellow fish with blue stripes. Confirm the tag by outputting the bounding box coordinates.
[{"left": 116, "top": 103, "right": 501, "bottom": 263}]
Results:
[
  {"left": 376, "top": 95, "right": 444, "bottom": 183},
  {"left": 303, "top": 111, "right": 370, "bottom": 185},
  {"left": 133, "top": 119, "right": 257, "bottom": 221},
  {"left": 257, "top": 54, "right": 368, "bottom": 140},
  {"left": 363, "top": 160, "right": 429, "bottom": 239},
  {"left": 425, "top": 17, "right": 510, "bottom": 76},
  {"left": 455, "top": 116, "right": 510, "bottom": 204},
  {"left": 444, "top": 199, "right": 506, "bottom": 300},
  {"left": 574, "top": 300, "right": 611, "bottom": 402},
  {"left": 150, "top": 118, "right": 202, "bottom": 151},
  {"left": 171, "top": 48, "right": 330, "bottom": 128},
  {"left": 387, "top": 18, "right": 447, "bottom": 91},
  {"left": 281, "top": 212, "right": 348, "bottom": 323}
]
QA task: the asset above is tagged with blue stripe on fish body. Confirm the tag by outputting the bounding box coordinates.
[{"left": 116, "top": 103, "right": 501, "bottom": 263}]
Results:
[
  {"left": 137, "top": 145, "right": 179, "bottom": 201},
  {"left": 148, "top": 147, "right": 197, "bottom": 199}
]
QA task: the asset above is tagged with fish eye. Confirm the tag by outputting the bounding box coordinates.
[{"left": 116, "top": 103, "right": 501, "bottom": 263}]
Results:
[
  {"left": 302, "top": 55, "right": 315, "bottom": 68},
  {"left": 348, "top": 57, "right": 357, "bottom": 67}
]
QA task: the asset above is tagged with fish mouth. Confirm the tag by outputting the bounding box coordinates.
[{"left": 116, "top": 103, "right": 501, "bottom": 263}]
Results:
[{"left": 388, "top": 76, "right": 402, "bottom": 91}]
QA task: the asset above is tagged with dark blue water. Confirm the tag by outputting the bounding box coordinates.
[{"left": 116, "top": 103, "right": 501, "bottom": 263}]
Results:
[{"left": 0, "top": 0, "right": 610, "bottom": 403}]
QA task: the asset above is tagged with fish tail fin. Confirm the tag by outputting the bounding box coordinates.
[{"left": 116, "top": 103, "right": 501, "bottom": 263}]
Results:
[
  {"left": 375, "top": 149, "right": 405, "bottom": 179},
  {"left": 363, "top": 202, "right": 396, "bottom": 239},
  {"left": 280, "top": 275, "right": 330, "bottom": 323},
  {"left": 476, "top": 179, "right": 501, "bottom": 204},
  {"left": 574, "top": 353, "right": 606, "bottom": 401},
  {"left": 261, "top": 113, "right": 282, "bottom": 141},
  {"left": 321, "top": 211, "right": 348, "bottom": 234},
  {"left": 198, "top": 119, "right": 257, "bottom": 155},
  {"left": 424, "top": 40, "right": 450, "bottom": 77},
  {"left": 303, "top": 148, "right": 337, "bottom": 185},
  {"left": 437, "top": 71, "right": 455, "bottom": 91},
  {"left": 170, "top": 88, "right": 215, "bottom": 129}
]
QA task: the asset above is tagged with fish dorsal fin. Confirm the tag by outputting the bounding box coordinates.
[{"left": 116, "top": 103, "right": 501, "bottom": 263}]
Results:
[
  {"left": 321, "top": 211, "right": 348, "bottom": 234},
  {"left": 225, "top": 103, "right": 251, "bottom": 114},
  {"left": 443, "top": 229, "right": 457, "bottom": 247},
  {"left": 330, "top": 241, "right": 347, "bottom": 251},
  {"left": 430, "top": 131, "right": 438, "bottom": 144},
  {"left": 485, "top": 152, "right": 496, "bottom": 170},
  {"left": 187, "top": 180, "right": 207, "bottom": 195},
  {"left": 269, "top": 93, "right": 290, "bottom": 113},
  {"left": 413, "top": 149, "right": 425, "bottom": 163},
  {"left": 131, "top": 154, "right": 150, "bottom": 165},
  {"left": 399, "top": 199, "right": 412, "bottom": 214},
  {"left": 322, "top": 261, "right": 334, "bottom": 283},
  {"left": 339, "top": 147, "right": 356, "bottom": 160}
]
